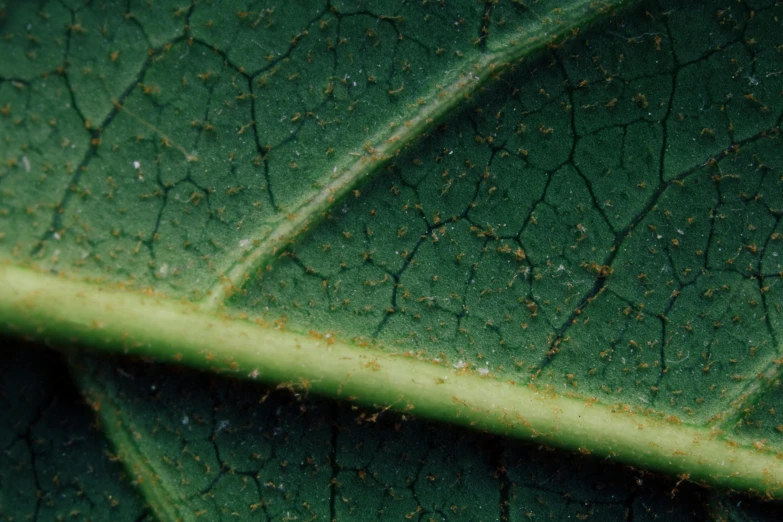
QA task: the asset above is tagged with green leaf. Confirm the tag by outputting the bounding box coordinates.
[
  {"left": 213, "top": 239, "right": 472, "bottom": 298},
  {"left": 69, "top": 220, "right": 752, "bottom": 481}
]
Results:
[
  {"left": 66, "top": 350, "right": 779, "bottom": 521},
  {"left": 0, "top": 339, "right": 150, "bottom": 520},
  {"left": 2, "top": 0, "right": 783, "bottom": 519},
  {"left": 5, "top": 342, "right": 783, "bottom": 522}
]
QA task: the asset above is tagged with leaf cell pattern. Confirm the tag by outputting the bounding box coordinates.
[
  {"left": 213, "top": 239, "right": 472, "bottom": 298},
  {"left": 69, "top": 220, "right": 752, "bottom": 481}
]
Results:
[
  {"left": 2, "top": 0, "right": 783, "bottom": 519},
  {"left": 241, "top": 0, "right": 783, "bottom": 441}
]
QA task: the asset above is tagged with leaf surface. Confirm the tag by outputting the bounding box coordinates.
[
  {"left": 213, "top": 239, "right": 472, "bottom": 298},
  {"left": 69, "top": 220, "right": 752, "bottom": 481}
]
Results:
[
  {"left": 2, "top": 0, "right": 783, "bottom": 519},
  {"left": 0, "top": 339, "right": 150, "bottom": 520}
]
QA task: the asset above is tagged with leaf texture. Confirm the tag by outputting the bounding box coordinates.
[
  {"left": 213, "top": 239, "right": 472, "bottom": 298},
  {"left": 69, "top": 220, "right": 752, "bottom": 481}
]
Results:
[{"left": 2, "top": 0, "right": 783, "bottom": 519}]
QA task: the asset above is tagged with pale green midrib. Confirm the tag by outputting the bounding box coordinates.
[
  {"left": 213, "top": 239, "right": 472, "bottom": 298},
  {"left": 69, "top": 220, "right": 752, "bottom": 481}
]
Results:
[
  {"left": 203, "top": 0, "right": 639, "bottom": 310},
  {"left": 3, "top": 264, "right": 783, "bottom": 499},
  {"left": 67, "top": 358, "right": 189, "bottom": 522}
]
